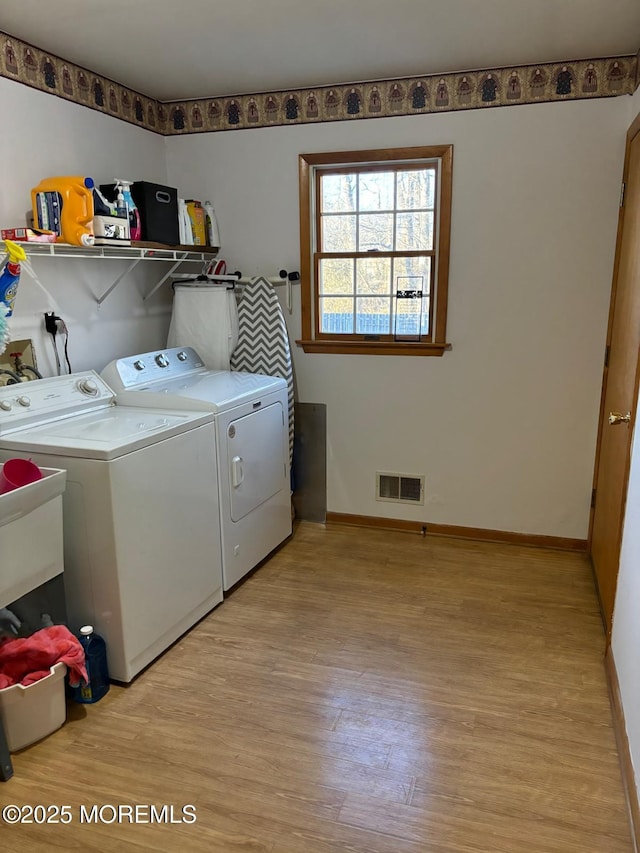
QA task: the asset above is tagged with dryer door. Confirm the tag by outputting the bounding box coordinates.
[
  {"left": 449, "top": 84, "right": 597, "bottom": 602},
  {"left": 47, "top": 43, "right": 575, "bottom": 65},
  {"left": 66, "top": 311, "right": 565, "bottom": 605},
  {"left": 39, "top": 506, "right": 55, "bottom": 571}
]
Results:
[{"left": 227, "top": 402, "right": 287, "bottom": 521}]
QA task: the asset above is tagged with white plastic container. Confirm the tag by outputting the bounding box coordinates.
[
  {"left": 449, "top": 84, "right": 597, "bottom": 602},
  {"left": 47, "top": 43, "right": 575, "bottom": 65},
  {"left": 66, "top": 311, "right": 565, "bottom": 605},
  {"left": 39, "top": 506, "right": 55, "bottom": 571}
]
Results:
[
  {"left": 0, "top": 662, "right": 67, "bottom": 751},
  {"left": 203, "top": 201, "right": 220, "bottom": 248},
  {"left": 0, "top": 467, "right": 66, "bottom": 606}
]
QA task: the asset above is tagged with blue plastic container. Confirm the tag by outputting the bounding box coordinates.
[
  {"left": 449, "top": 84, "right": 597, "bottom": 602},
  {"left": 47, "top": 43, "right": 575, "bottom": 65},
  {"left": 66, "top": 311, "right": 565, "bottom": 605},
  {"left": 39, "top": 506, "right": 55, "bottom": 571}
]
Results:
[{"left": 72, "top": 625, "right": 110, "bottom": 704}]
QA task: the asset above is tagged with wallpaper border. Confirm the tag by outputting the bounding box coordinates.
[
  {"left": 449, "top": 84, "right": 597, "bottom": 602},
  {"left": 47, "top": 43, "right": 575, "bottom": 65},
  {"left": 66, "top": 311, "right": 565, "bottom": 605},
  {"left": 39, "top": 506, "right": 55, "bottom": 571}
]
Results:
[{"left": 1, "top": 31, "right": 637, "bottom": 136}]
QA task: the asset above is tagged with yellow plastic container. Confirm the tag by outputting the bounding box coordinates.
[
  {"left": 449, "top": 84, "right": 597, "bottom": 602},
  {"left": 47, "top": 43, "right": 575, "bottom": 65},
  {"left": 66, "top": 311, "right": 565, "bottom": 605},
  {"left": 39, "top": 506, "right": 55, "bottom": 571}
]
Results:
[{"left": 31, "top": 176, "right": 95, "bottom": 247}]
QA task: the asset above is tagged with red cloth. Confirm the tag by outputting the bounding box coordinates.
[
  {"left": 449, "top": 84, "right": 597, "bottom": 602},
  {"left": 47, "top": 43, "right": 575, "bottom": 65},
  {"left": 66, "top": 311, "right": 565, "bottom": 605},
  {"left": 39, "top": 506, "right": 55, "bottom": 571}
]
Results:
[{"left": 0, "top": 625, "right": 87, "bottom": 689}]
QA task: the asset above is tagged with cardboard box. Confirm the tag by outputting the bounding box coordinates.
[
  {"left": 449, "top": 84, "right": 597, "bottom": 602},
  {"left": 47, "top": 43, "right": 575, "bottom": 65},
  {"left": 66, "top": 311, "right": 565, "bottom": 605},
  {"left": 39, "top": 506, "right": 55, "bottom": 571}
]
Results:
[{"left": 1, "top": 227, "right": 56, "bottom": 243}]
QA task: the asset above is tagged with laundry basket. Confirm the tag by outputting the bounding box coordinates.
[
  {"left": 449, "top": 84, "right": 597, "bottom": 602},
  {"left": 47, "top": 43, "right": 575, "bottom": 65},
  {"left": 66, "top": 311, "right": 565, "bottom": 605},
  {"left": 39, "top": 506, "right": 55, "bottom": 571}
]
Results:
[{"left": 0, "top": 662, "right": 67, "bottom": 751}]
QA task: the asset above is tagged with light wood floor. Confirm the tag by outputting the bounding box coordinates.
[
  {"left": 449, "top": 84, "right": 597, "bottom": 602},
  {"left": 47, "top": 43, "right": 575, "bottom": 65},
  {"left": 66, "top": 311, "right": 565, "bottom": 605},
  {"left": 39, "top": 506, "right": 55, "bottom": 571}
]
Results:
[{"left": 2, "top": 522, "right": 633, "bottom": 852}]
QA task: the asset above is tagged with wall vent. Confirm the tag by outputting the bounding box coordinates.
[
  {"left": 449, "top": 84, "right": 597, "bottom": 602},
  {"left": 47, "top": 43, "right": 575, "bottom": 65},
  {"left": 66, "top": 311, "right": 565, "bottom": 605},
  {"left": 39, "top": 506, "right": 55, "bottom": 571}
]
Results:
[{"left": 376, "top": 472, "right": 425, "bottom": 505}]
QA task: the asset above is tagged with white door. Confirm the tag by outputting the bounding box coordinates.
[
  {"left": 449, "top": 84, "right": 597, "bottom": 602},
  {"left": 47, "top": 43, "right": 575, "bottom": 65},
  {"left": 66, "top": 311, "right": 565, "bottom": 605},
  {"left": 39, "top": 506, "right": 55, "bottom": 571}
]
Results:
[{"left": 227, "top": 402, "right": 286, "bottom": 522}]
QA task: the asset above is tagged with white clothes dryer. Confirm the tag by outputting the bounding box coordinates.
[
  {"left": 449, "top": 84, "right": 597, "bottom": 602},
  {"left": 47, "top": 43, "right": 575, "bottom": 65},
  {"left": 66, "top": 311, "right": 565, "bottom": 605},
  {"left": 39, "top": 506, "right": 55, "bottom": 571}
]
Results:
[
  {"left": 101, "top": 347, "right": 291, "bottom": 591},
  {"left": 0, "top": 372, "right": 223, "bottom": 682}
]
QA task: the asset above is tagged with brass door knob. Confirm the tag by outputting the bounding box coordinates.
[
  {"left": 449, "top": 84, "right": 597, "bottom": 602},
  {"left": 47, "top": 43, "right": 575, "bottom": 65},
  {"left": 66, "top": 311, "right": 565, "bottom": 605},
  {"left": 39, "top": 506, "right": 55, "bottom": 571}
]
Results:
[{"left": 609, "top": 411, "right": 631, "bottom": 426}]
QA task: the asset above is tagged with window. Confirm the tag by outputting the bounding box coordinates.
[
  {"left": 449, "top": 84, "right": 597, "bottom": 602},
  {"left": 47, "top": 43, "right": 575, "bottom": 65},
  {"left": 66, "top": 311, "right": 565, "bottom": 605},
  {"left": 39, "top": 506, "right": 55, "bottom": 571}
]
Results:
[{"left": 298, "top": 145, "right": 453, "bottom": 356}]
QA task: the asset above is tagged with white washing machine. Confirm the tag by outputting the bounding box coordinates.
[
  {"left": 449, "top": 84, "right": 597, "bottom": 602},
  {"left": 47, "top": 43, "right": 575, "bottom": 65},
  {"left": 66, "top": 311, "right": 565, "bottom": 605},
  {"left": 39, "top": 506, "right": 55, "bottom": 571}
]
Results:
[
  {"left": 0, "top": 372, "right": 224, "bottom": 682},
  {"left": 101, "top": 347, "right": 291, "bottom": 591}
]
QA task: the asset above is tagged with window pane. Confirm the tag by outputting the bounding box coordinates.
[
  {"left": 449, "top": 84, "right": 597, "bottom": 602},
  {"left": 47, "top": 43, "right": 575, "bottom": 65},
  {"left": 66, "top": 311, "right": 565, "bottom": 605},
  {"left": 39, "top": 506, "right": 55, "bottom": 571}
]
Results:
[
  {"left": 358, "top": 213, "right": 393, "bottom": 251},
  {"left": 322, "top": 214, "right": 356, "bottom": 251},
  {"left": 356, "top": 257, "right": 391, "bottom": 295},
  {"left": 393, "top": 257, "right": 431, "bottom": 295},
  {"left": 422, "top": 296, "right": 431, "bottom": 335},
  {"left": 356, "top": 297, "right": 391, "bottom": 334},
  {"left": 320, "top": 297, "right": 354, "bottom": 333},
  {"left": 394, "top": 302, "right": 421, "bottom": 337},
  {"left": 358, "top": 172, "right": 394, "bottom": 211},
  {"left": 397, "top": 169, "right": 436, "bottom": 210},
  {"left": 321, "top": 174, "right": 357, "bottom": 212},
  {"left": 319, "top": 258, "right": 354, "bottom": 295},
  {"left": 396, "top": 211, "right": 433, "bottom": 251}
]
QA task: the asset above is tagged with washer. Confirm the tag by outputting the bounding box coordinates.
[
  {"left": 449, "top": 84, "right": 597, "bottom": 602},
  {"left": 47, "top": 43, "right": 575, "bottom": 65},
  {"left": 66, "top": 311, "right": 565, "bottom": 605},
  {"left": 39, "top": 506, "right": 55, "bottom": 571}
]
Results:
[
  {"left": 101, "top": 347, "right": 291, "bottom": 591},
  {"left": 0, "top": 371, "right": 223, "bottom": 682}
]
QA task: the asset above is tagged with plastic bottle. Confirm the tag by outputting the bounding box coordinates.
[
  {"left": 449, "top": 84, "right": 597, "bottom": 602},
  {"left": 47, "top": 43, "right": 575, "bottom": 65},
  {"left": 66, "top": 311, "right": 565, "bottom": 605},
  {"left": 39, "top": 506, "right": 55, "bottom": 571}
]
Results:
[
  {"left": 114, "top": 179, "right": 142, "bottom": 242},
  {"left": 115, "top": 185, "right": 127, "bottom": 219},
  {"left": 0, "top": 240, "right": 26, "bottom": 317},
  {"left": 177, "top": 199, "right": 193, "bottom": 245},
  {"left": 203, "top": 201, "right": 220, "bottom": 248},
  {"left": 72, "top": 625, "right": 110, "bottom": 704},
  {"left": 31, "top": 176, "right": 95, "bottom": 247}
]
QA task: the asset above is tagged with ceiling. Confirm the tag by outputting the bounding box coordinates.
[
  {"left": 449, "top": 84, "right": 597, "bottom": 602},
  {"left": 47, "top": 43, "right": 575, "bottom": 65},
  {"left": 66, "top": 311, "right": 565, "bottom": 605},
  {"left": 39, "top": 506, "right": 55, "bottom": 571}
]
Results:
[{"left": 1, "top": 0, "right": 639, "bottom": 102}]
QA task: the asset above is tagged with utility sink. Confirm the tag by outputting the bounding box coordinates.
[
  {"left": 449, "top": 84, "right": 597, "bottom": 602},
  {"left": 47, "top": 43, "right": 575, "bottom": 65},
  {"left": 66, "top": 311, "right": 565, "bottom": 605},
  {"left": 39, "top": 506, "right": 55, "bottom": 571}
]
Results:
[{"left": 0, "top": 468, "right": 66, "bottom": 608}]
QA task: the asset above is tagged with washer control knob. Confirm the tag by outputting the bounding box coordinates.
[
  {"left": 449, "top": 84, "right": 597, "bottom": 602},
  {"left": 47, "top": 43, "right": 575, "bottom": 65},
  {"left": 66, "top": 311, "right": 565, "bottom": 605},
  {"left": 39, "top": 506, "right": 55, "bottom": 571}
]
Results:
[
  {"left": 177, "top": 351, "right": 188, "bottom": 362},
  {"left": 0, "top": 400, "right": 12, "bottom": 411},
  {"left": 16, "top": 395, "right": 31, "bottom": 407},
  {"left": 155, "top": 354, "right": 169, "bottom": 368},
  {"left": 133, "top": 360, "right": 145, "bottom": 371},
  {"left": 78, "top": 378, "right": 99, "bottom": 396}
]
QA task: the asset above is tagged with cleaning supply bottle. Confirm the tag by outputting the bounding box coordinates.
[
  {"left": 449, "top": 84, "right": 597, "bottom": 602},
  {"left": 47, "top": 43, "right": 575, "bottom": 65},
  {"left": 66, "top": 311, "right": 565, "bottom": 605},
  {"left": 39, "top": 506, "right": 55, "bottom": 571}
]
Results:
[
  {"left": 31, "top": 176, "right": 95, "bottom": 247},
  {"left": 115, "top": 185, "right": 127, "bottom": 219},
  {"left": 114, "top": 179, "right": 141, "bottom": 242},
  {"left": 203, "top": 201, "right": 220, "bottom": 248},
  {"left": 0, "top": 240, "right": 26, "bottom": 317},
  {"left": 72, "top": 625, "right": 110, "bottom": 704}
]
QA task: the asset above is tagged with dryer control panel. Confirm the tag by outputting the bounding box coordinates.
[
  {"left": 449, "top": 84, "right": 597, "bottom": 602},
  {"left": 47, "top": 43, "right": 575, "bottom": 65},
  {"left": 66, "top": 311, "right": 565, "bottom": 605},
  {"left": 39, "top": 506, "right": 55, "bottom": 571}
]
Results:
[
  {"left": 0, "top": 371, "right": 114, "bottom": 434},
  {"left": 102, "top": 346, "right": 209, "bottom": 390}
]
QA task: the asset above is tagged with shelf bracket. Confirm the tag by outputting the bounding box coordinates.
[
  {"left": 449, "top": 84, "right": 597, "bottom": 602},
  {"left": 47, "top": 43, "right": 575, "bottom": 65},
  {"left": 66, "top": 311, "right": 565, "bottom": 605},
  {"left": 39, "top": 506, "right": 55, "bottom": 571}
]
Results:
[
  {"left": 143, "top": 253, "right": 189, "bottom": 302},
  {"left": 96, "top": 258, "right": 143, "bottom": 306}
]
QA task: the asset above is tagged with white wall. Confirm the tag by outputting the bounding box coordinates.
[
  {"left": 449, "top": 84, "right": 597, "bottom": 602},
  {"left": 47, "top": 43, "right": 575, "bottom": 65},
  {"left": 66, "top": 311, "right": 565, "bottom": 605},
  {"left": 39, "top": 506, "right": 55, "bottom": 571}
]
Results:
[
  {"left": 166, "top": 97, "right": 628, "bottom": 538},
  {"left": 611, "top": 82, "right": 640, "bottom": 806},
  {"left": 1, "top": 76, "right": 173, "bottom": 375},
  {"left": 5, "top": 74, "right": 629, "bottom": 540}
]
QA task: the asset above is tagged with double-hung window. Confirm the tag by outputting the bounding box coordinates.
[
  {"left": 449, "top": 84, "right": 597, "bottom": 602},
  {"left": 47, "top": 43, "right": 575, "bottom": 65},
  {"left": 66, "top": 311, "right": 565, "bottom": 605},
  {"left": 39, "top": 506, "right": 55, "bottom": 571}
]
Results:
[{"left": 298, "top": 145, "right": 453, "bottom": 355}]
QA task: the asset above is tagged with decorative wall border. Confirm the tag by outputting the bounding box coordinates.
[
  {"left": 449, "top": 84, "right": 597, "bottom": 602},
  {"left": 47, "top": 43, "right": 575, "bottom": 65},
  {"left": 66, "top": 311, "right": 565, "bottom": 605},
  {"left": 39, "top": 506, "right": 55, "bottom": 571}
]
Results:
[
  {"left": 0, "top": 32, "right": 160, "bottom": 132},
  {"left": 1, "top": 30, "right": 637, "bottom": 136}
]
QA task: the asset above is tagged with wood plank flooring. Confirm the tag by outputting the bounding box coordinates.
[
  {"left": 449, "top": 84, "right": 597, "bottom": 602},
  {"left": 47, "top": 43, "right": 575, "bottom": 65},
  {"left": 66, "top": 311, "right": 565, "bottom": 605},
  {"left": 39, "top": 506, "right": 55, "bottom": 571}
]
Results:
[{"left": 1, "top": 522, "right": 632, "bottom": 852}]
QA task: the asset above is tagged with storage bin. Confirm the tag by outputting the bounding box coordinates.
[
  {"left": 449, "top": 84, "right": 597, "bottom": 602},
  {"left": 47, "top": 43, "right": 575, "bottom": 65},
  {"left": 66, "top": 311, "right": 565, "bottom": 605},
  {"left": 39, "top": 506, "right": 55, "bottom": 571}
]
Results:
[
  {"left": 132, "top": 181, "right": 179, "bottom": 245},
  {"left": 0, "top": 662, "right": 67, "bottom": 751},
  {"left": 0, "top": 467, "right": 66, "bottom": 606}
]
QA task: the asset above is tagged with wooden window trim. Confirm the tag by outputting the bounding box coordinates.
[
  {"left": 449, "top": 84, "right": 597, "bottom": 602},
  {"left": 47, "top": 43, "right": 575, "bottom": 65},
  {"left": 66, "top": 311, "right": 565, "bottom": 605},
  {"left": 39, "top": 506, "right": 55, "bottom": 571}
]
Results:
[{"left": 298, "top": 145, "right": 453, "bottom": 356}]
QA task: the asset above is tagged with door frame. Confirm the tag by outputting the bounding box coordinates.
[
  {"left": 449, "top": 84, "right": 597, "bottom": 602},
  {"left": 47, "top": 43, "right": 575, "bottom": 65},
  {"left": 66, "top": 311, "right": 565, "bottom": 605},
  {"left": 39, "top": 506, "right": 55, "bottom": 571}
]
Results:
[{"left": 588, "top": 109, "right": 640, "bottom": 634}]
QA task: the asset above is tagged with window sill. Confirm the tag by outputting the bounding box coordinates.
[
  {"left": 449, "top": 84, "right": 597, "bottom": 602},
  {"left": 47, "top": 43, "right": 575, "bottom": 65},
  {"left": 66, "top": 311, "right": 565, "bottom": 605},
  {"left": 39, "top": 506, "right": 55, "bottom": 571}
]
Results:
[{"left": 295, "top": 340, "right": 451, "bottom": 356}]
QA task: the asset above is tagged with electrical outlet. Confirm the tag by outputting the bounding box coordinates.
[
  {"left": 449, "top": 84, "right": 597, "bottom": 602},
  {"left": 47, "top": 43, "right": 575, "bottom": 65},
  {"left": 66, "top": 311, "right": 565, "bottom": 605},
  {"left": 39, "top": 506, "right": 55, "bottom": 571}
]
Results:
[{"left": 44, "top": 312, "right": 59, "bottom": 335}]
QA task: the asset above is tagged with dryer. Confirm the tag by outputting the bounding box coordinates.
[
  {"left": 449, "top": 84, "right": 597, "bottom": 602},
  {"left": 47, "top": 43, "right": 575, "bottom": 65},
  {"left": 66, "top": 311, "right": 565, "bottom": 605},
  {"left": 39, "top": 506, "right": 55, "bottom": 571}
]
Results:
[
  {"left": 101, "top": 347, "right": 291, "bottom": 591},
  {"left": 0, "top": 372, "right": 223, "bottom": 682}
]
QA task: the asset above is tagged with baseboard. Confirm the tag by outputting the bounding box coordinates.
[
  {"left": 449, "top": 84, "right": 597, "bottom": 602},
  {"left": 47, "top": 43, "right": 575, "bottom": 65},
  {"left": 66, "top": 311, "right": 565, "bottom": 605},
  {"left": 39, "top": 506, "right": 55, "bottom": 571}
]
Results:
[
  {"left": 605, "top": 645, "right": 640, "bottom": 853},
  {"left": 325, "top": 512, "right": 587, "bottom": 552}
]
